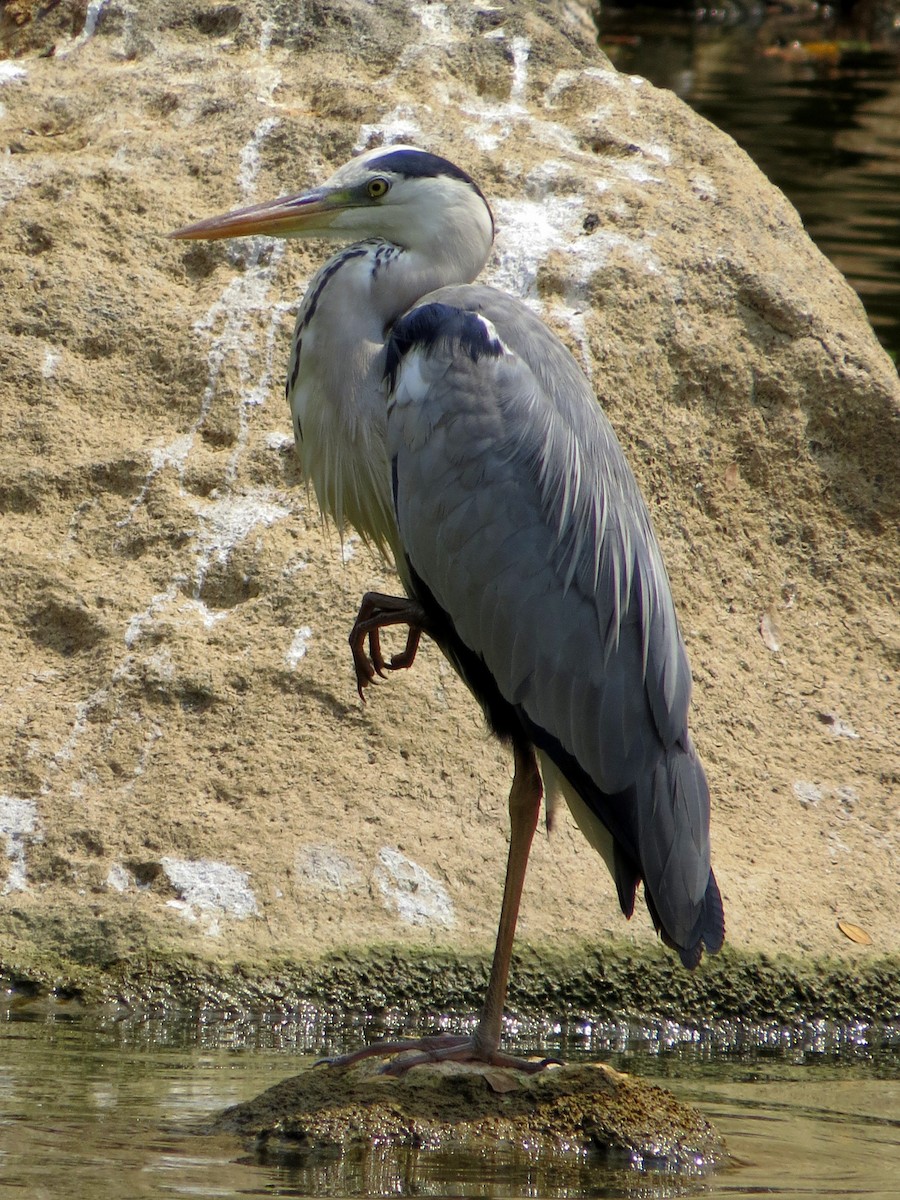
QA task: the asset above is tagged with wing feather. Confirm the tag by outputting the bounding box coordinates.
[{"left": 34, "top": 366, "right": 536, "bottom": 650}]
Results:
[
  {"left": 389, "top": 295, "right": 690, "bottom": 783},
  {"left": 386, "top": 288, "right": 722, "bottom": 962}
]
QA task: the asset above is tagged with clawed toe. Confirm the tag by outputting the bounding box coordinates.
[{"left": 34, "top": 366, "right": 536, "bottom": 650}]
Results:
[
  {"left": 348, "top": 593, "right": 428, "bottom": 700},
  {"left": 316, "top": 1034, "right": 560, "bottom": 1077}
]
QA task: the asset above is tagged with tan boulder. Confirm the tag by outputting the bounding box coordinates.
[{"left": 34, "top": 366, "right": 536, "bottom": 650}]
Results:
[{"left": 0, "top": 1, "right": 896, "bottom": 1003}]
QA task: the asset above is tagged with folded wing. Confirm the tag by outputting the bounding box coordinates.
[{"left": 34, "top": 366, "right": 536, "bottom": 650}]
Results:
[{"left": 386, "top": 287, "right": 724, "bottom": 965}]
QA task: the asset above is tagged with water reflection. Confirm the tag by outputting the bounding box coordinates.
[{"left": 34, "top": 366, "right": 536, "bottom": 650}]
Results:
[
  {"left": 597, "top": 2, "right": 900, "bottom": 359},
  {"left": 0, "top": 1002, "right": 897, "bottom": 1198},
  {"left": 7, "top": 992, "right": 898, "bottom": 1070}
]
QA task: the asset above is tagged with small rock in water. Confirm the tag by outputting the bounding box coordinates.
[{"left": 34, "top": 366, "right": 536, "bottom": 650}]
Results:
[{"left": 209, "top": 1057, "right": 727, "bottom": 1182}]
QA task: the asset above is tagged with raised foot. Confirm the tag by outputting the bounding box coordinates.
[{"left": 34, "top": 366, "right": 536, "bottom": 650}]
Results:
[
  {"left": 316, "top": 1034, "right": 561, "bottom": 1077},
  {"left": 348, "top": 592, "right": 426, "bottom": 700}
]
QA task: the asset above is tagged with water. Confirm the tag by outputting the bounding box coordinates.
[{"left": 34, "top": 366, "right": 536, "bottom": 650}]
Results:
[
  {"left": 0, "top": 1003, "right": 897, "bottom": 1198},
  {"left": 597, "top": 3, "right": 900, "bottom": 360}
]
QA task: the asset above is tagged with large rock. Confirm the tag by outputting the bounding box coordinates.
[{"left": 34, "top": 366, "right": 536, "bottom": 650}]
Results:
[{"left": 0, "top": 1, "right": 897, "bottom": 1002}]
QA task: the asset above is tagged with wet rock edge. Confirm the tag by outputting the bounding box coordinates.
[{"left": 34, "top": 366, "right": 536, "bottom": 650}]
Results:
[{"left": 2, "top": 942, "right": 898, "bottom": 1024}]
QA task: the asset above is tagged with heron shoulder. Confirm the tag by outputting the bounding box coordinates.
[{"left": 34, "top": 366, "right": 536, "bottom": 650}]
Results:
[{"left": 386, "top": 302, "right": 508, "bottom": 398}]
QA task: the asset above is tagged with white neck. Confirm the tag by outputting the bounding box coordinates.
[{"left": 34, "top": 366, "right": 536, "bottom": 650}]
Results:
[{"left": 288, "top": 206, "right": 492, "bottom": 565}]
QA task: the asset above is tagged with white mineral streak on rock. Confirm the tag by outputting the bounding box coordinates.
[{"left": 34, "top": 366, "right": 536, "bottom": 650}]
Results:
[
  {"left": 81, "top": 0, "right": 109, "bottom": 41},
  {"left": 340, "top": 533, "right": 360, "bottom": 564},
  {"left": 281, "top": 554, "right": 308, "bottom": 577},
  {"left": 161, "top": 856, "right": 259, "bottom": 936},
  {"left": 461, "top": 36, "right": 582, "bottom": 156},
  {"left": 124, "top": 586, "right": 180, "bottom": 648},
  {"left": 118, "top": 435, "right": 194, "bottom": 524},
  {"left": 118, "top": 721, "right": 164, "bottom": 797},
  {"left": 41, "top": 54, "right": 298, "bottom": 821},
  {"left": 105, "top": 862, "right": 135, "bottom": 892},
  {"left": 490, "top": 193, "right": 584, "bottom": 301},
  {"left": 0, "top": 62, "right": 28, "bottom": 84},
  {"left": 194, "top": 116, "right": 295, "bottom": 485},
  {"left": 191, "top": 239, "right": 289, "bottom": 426},
  {"left": 374, "top": 848, "right": 454, "bottom": 928},
  {"left": 397, "top": 17, "right": 660, "bottom": 418},
  {"left": 121, "top": 117, "right": 291, "bottom": 608},
  {"left": 355, "top": 105, "right": 425, "bottom": 154},
  {"left": 509, "top": 35, "right": 529, "bottom": 105},
  {"left": 462, "top": 36, "right": 532, "bottom": 151},
  {"left": 826, "top": 715, "right": 860, "bottom": 740},
  {"left": 178, "top": 597, "right": 230, "bottom": 629},
  {"left": 57, "top": 0, "right": 111, "bottom": 56},
  {"left": 489, "top": 185, "right": 641, "bottom": 374},
  {"left": 690, "top": 172, "right": 718, "bottom": 201},
  {"left": 140, "top": 642, "right": 172, "bottom": 683},
  {"left": 43, "top": 658, "right": 144, "bottom": 799},
  {"left": 613, "top": 157, "right": 665, "bottom": 186},
  {"left": 793, "top": 780, "right": 823, "bottom": 809},
  {"left": 285, "top": 626, "right": 313, "bottom": 667},
  {"left": 125, "top": 78, "right": 289, "bottom": 521},
  {"left": 642, "top": 140, "right": 673, "bottom": 167},
  {"left": 411, "top": 0, "right": 453, "bottom": 40},
  {"left": 253, "top": 19, "right": 280, "bottom": 104},
  {"left": 50, "top": 686, "right": 110, "bottom": 768},
  {"left": 0, "top": 151, "right": 27, "bottom": 211},
  {"left": 239, "top": 116, "right": 280, "bottom": 198},
  {"left": 259, "top": 17, "right": 275, "bottom": 54},
  {"left": 0, "top": 62, "right": 28, "bottom": 207},
  {"left": 544, "top": 65, "right": 618, "bottom": 106},
  {"left": 191, "top": 489, "right": 291, "bottom": 593},
  {"left": 359, "top": 7, "right": 510, "bottom": 151},
  {"left": 490, "top": 179, "right": 660, "bottom": 337},
  {"left": 0, "top": 797, "right": 40, "bottom": 894}
]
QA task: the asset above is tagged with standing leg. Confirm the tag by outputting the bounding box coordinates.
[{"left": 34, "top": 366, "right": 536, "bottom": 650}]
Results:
[
  {"left": 471, "top": 741, "right": 543, "bottom": 1060},
  {"left": 321, "top": 741, "right": 555, "bottom": 1074}
]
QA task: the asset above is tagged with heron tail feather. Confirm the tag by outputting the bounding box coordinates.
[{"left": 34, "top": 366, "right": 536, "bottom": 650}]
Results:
[{"left": 636, "top": 741, "right": 725, "bottom": 967}]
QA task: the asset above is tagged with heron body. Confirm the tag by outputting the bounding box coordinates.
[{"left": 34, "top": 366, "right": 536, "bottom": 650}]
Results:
[{"left": 172, "top": 145, "right": 724, "bottom": 1070}]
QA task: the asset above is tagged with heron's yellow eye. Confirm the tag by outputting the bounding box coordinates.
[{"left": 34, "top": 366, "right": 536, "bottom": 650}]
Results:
[{"left": 366, "top": 177, "right": 390, "bottom": 200}]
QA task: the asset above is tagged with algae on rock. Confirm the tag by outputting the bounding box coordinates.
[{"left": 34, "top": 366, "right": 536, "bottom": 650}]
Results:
[{"left": 213, "top": 1058, "right": 727, "bottom": 1176}]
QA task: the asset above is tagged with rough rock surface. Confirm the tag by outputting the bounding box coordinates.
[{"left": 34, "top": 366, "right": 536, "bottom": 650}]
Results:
[
  {"left": 212, "top": 1058, "right": 726, "bottom": 1175},
  {"left": 0, "top": 1, "right": 897, "bottom": 1005}
]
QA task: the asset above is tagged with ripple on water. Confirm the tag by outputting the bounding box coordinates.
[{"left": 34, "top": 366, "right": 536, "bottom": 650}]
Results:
[{"left": 0, "top": 1005, "right": 897, "bottom": 1198}]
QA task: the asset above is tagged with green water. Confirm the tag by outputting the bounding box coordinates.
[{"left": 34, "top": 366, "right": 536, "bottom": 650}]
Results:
[
  {"left": 597, "top": 3, "right": 900, "bottom": 360},
  {"left": 0, "top": 1003, "right": 897, "bottom": 1198}
]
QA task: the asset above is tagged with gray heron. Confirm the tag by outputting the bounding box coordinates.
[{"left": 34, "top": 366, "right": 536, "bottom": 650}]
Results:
[{"left": 172, "top": 145, "right": 724, "bottom": 1072}]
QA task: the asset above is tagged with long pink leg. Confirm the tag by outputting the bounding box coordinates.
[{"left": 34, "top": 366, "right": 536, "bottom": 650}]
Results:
[
  {"left": 469, "top": 741, "right": 544, "bottom": 1063},
  {"left": 321, "top": 743, "right": 558, "bottom": 1075}
]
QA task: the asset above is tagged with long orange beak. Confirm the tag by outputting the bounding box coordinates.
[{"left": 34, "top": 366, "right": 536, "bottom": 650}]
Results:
[{"left": 169, "top": 187, "right": 343, "bottom": 241}]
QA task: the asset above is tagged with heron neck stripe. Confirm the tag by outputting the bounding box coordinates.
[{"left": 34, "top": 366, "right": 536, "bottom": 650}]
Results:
[
  {"left": 301, "top": 246, "right": 369, "bottom": 329},
  {"left": 286, "top": 337, "right": 301, "bottom": 399}
]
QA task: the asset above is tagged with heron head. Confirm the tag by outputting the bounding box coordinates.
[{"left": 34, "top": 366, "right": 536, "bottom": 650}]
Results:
[{"left": 170, "top": 145, "right": 495, "bottom": 263}]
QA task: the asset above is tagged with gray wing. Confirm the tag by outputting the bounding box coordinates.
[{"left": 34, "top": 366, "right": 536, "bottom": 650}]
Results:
[
  {"left": 388, "top": 287, "right": 691, "bottom": 789},
  {"left": 386, "top": 287, "right": 722, "bottom": 961}
]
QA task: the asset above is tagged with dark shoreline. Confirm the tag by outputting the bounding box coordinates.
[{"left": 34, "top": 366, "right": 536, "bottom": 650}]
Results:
[{"left": 3, "top": 941, "right": 897, "bottom": 1027}]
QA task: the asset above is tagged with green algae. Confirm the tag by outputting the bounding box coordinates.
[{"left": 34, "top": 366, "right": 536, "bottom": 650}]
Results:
[
  {"left": 211, "top": 1058, "right": 726, "bottom": 1172},
  {"left": 1, "top": 940, "right": 897, "bottom": 1026}
]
